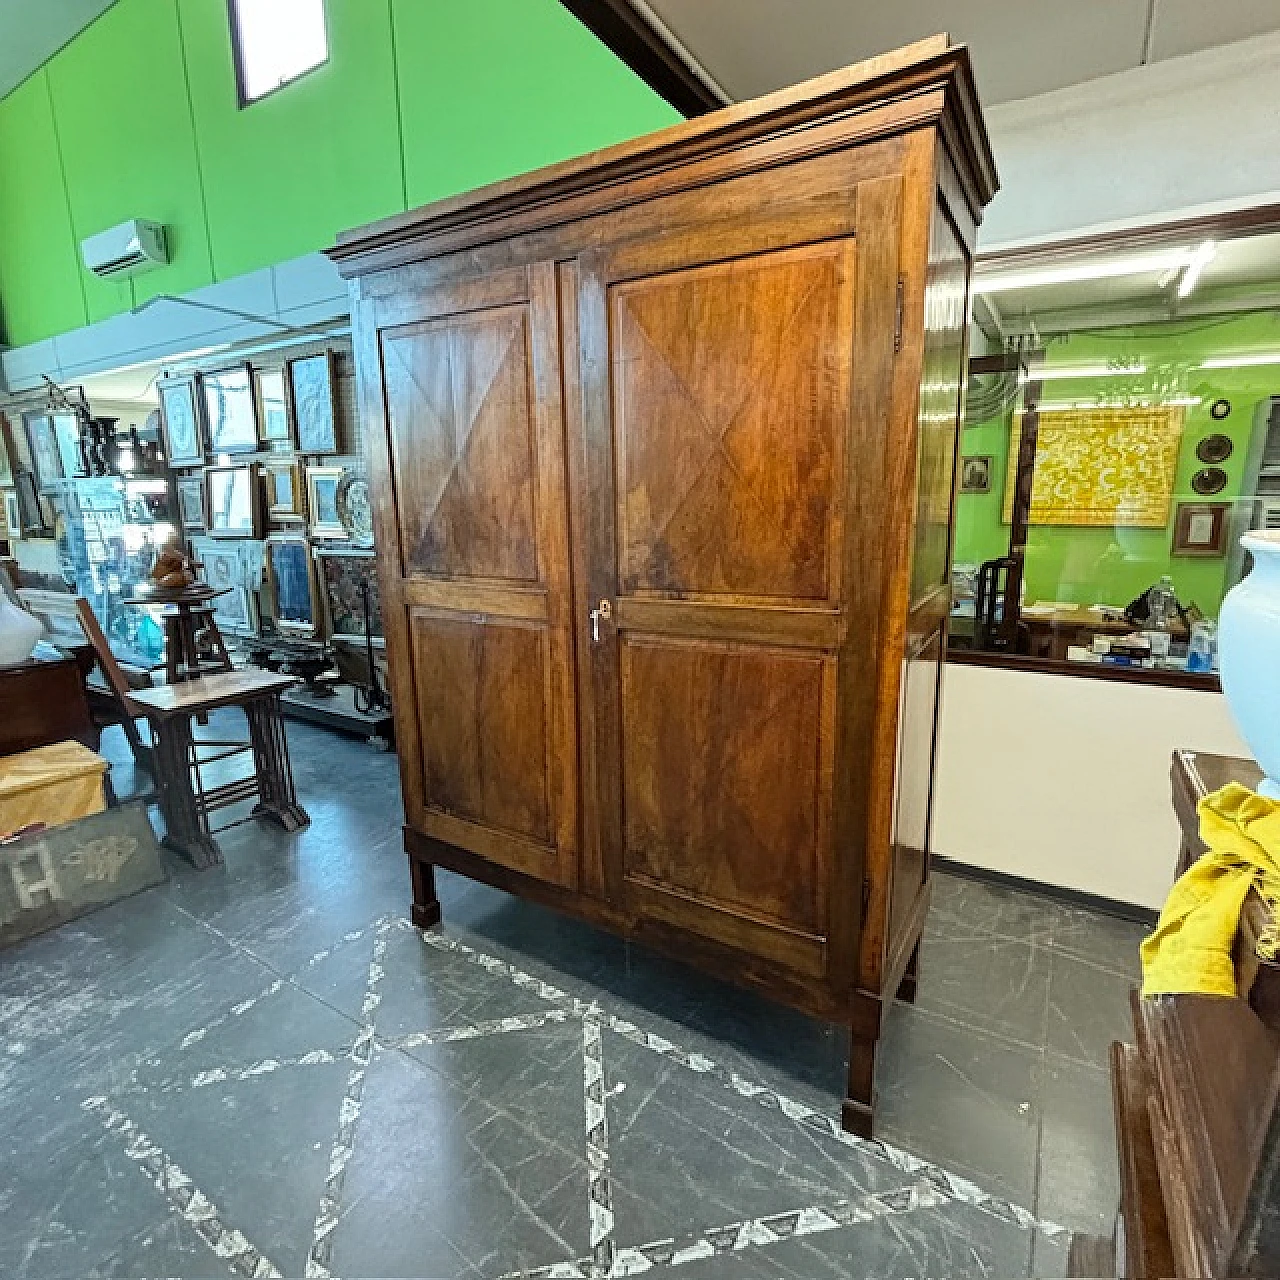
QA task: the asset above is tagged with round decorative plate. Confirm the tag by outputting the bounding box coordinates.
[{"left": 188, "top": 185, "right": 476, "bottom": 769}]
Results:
[
  {"left": 1209, "top": 398, "right": 1231, "bottom": 420},
  {"left": 1196, "top": 433, "right": 1233, "bottom": 463},
  {"left": 1191, "top": 466, "right": 1228, "bottom": 495},
  {"left": 336, "top": 473, "right": 374, "bottom": 547}
]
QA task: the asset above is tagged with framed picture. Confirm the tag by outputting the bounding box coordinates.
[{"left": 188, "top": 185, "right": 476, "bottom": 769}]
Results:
[
  {"left": 24, "top": 413, "right": 64, "bottom": 492},
  {"left": 212, "top": 585, "right": 258, "bottom": 637},
  {"left": 190, "top": 536, "right": 245, "bottom": 591},
  {"left": 158, "top": 374, "right": 205, "bottom": 469},
  {"left": 288, "top": 351, "right": 338, "bottom": 454},
  {"left": 1172, "top": 501, "right": 1230, "bottom": 557},
  {"left": 265, "top": 534, "right": 319, "bottom": 636},
  {"left": 206, "top": 464, "right": 259, "bottom": 538},
  {"left": 263, "top": 458, "right": 304, "bottom": 521},
  {"left": 256, "top": 367, "right": 292, "bottom": 444},
  {"left": 315, "top": 548, "right": 382, "bottom": 640},
  {"left": 2, "top": 489, "right": 19, "bottom": 540},
  {"left": 0, "top": 411, "right": 16, "bottom": 485},
  {"left": 960, "top": 455, "right": 993, "bottom": 495},
  {"left": 52, "top": 412, "right": 86, "bottom": 479},
  {"left": 176, "top": 476, "right": 206, "bottom": 531},
  {"left": 203, "top": 364, "right": 259, "bottom": 454},
  {"left": 14, "top": 470, "right": 50, "bottom": 536},
  {"left": 306, "top": 464, "right": 346, "bottom": 539},
  {"left": 336, "top": 471, "right": 374, "bottom": 547}
]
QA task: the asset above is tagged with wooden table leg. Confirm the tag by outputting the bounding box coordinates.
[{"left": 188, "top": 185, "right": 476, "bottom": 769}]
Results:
[
  {"left": 246, "top": 694, "right": 310, "bottom": 833},
  {"left": 151, "top": 714, "right": 222, "bottom": 868}
]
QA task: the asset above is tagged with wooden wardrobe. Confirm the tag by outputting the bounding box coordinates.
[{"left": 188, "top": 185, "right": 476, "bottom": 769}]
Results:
[{"left": 330, "top": 35, "right": 997, "bottom": 1136}]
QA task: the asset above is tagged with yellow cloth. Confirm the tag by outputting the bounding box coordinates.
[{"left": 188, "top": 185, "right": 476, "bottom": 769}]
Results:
[
  {"left": 1141, "top": 783, "right": 1280, "bottom": 998},
  {"left": 0, "top": 740, "right": 107, "bottom": 837}
]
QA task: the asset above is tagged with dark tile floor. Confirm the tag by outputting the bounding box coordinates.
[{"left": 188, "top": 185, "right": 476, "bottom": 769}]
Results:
[{"left": 0, "top": 711, "right": 1149, "bottom": 1278}]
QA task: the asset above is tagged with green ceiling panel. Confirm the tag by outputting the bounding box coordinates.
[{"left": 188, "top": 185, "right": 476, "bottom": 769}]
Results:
[
  {"left": 177, "top": 0, "right": 405, "bottom": 282},
  {"left": 393, "top": 0, "right": 681, "bottom": 210},
  {"left": 0, "top": 71, "right": 87, "bottom": 346},
  {"left": 46, "top": 0, "right": 213, "bottom": 324}
]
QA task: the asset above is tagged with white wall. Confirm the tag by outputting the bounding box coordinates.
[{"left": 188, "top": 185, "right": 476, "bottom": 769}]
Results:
[
  {"left": 982, "top": 30, "right": 1280, "bottom": 249},
  {"left": 933, "top": 663, "right": 1250, "bottom": 910}
]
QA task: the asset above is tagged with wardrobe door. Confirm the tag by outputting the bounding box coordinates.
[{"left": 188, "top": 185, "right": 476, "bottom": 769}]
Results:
[
  {"left": 571, "top": 232, "right": 865, "bottom": 976},
  {"left": 361, "top": 263, "right": 580, "bottom": 889}
]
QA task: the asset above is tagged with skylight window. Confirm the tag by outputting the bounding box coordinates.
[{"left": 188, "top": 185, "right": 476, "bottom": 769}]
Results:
[{"left": 230, "top": 0, "right": 329, "bottom": 105}]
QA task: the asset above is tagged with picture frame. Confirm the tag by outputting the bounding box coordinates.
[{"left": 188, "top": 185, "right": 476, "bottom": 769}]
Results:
[
  {"left": 960, "top": 455, "right": 993, "bottom": 495},
  {"left": 206, "top": 464, "right": 259, "bottom": 538},
  {"left": 306, "top": 464, "right": 346, "bottom": 540},
  {"left": 288, "top": 351, "right": 338, "bottom": 454},
  {"left": 2, "top": 489, "right": 19, "bottom": 540},
  {"left": 256, "top": 367, "right": 292, "bottom": 445},
  {"left": 51, "top": 411, "right": 86, "bottom": 479},
  {"left": 1172, "top": 501, "right": 1230, "bottom": 557},
  {"left": 24, "top": 412, "right": 64, "bottom": 492},
  {"left": 190, "top": 536, "right": 245, "bottom": 591},
  {"left": 203, "top": 363, "right": 260, "bottom": 455},
  {"left": 176, "top": 475, "right": 207, "bottom": 531},
  {"left": 315, "top": 547, "right": 382, "bottom": 641},
  {"left": 157, "top": 374, "right": 205, "bottom": 469},
  {"left": 14, "top": 470, "right": 50, "bottom": 536},
  {"left": 265, "top": 533, "right": 319, "bottom": 636},
  {"left": 0, "top": 411, "right": 16, "bottom": 485},
  {"left": 263, "top": 458, "right": 304, "bottom": 521},
  {"left": 211, "top": 584, "right": 258, "bottom": 637}
]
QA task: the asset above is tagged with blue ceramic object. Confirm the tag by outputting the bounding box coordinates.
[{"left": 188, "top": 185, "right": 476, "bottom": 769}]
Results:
[{"left": 1220, "top": 531, "right": 1280, "bottom": 799}]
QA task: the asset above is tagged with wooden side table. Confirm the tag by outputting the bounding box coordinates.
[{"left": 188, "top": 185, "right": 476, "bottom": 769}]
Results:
[{"left": 129, "top": 671, "right": 310, "bottom": 868}]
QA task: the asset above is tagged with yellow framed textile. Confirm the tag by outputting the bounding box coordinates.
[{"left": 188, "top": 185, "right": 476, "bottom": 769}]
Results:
[{"left": 1002, "top": 404, "right": 1185, "bottom": 528}]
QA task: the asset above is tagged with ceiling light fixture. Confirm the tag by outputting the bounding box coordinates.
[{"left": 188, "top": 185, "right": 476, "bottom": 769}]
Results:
[
  {"left": 1201, "top": 352, "right": 1280, "bottom": 370},
  {"left": 973, "top": 248, "right": 1196, "bottom": 296},
  {"left": 1176, "top": 240, "right": 1217, "bottom": 299}
]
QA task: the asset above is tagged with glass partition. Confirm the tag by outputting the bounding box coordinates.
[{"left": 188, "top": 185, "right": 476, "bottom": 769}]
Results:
[{"left": 952, "top": 218, "right": 1280, "bottom": 684}]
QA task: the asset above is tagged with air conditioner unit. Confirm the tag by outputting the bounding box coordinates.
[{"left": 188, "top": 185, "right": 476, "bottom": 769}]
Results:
[{"left": 80, "top": 219, "right": 168, "bottom": 279}]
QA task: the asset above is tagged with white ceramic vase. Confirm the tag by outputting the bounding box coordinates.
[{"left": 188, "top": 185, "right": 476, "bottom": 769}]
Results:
[
  {"left": 1220, "top": 530, "right": 1280, "bottom": 799},
  {"left": 0, "top": 593, "right": 42, "bottom": 666}
]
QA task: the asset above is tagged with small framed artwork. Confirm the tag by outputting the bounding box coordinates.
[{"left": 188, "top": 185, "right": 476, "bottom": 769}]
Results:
[
  {"left": 1172, "top": 501, "right": 1230, "bottom": 557},
  {"left": 265, "top": 534, "right": 319, "bottom": 636},
  {"left": 51, "top": 412, "right": 86, "bottom": 479},
  {"left": 176, "top": 476, "right": 206, "bottom": 531},
  {"left": 288, "top": 351, "right": 338, "bottom": 454},
  {"left": 158, "top": 374, "right": 205, "bottom": 469},
  {"left": 960, "top": 455, "right": 993, "bottom": 495},
  {"left": 263, "top": 458, "right": 304, "bottom": 521},
  {"left": 203, "top": 364, "right": 260, "bottom": 454},
  {"left": 206, "top": 464, "right": 259, "bottom": 538},
  {"left": 213, "top": 585, "right": 258, "bottom": 637},
  {"left": 315, "top": 548, "right": 382, "bottom": 640},
  {"left": 190, "top": 536, "right": 245, "bottom": 591},
  {"left": 306, "top": 464, "right": 346, "bottom": 539},
  {"left": 256, "top": 367, "right": 292, "bottom": 445},
  {"left": 2, "top": 489, "right": 19, "bottom": 540},
  {"left": 14, "top": 471, "right": 51, "bottom": 536},
  {"left": 24, "top": 413, "right": 64, "bottom": 492}
]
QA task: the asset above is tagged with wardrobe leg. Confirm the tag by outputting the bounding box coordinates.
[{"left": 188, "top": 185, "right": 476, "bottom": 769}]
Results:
[
  {"left": 842, "top": 1026, "right": 879, "bottom": 1138},
  {"left": 410, "top": 857, "right": 442, "bottom": 929}
]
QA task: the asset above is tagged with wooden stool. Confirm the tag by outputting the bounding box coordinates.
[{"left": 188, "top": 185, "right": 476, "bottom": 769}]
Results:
[{"left": 124, "top": 583, "right": 234, "bottom": 684}]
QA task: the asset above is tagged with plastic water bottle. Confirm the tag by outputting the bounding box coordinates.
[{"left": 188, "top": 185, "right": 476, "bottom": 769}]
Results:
[
  {"left": 1185, "top": 618, "right": 1217, "bottom": 673},
  {"left": 1149, "top": 574, "right": 1178, "bottom": 630}
]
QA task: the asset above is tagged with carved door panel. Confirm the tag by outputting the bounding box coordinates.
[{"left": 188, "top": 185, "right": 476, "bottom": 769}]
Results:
[
  {"left": 366, "top": 264, "right": 579, "bottom": 889},
  {"left": 573, "top": 235, "right": 861, "bottom": 973}
]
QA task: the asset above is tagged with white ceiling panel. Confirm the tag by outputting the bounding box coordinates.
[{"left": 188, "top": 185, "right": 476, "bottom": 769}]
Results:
[
  {"left": 1147, "top": 0, "right": 1280, "bottom": 62},
  {"left": 0, "top": 0, "right": 118, "bottom": 100},
  {"left": 646, "top": 0, "right": 1152, "bottom": 105}
]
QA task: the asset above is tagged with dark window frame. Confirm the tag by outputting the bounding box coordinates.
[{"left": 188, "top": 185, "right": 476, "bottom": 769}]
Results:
[{"left": 228, "top": 0, "right": 331, "bottom": 109}]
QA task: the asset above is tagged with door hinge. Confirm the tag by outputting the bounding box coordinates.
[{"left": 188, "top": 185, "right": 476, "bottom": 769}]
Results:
[{"left": 894, "top": 277, "right": 904, "bottom": 353}]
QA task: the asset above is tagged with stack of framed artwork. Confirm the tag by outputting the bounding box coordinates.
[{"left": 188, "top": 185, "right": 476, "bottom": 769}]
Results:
[{"left": 159, "top": 344, "right": 380, "bottom": 653}]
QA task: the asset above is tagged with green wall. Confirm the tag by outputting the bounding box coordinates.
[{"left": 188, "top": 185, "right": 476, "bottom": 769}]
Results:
[
  {"left": 955, "top": 310, "right": 1280, "bottom": 620},
  {"left": 0, "top": 0, "right": 680, "bottom": 347}
]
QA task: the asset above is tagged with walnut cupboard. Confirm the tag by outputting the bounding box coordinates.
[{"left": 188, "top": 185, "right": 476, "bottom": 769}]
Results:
[{"left": 330, "top": 36, "right": 997, "bottom": 1135}]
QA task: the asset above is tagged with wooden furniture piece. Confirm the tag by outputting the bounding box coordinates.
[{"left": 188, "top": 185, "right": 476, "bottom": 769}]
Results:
[
  {"left": 1022, "top": 605, "right": 1188, "bottom": 662},
  {"left": 0, "top": 652, "right": 96, "bottom": 756},
  {"left": 0, "top": 740, "right": 108, "bottom": 837},
  {"left": 74, "top": 597, "right": 151, "bottom": 768},
  {"left": 129, "top": 670, "right": 309, "bottom": 868},
  {"left": 124, "top": 583, "right": 235, "bottom": 685},
  {"left": 1171, "top": 749, "right": 1279, "bottom": 1028},
  {"left": 330, "top": 36, "right": 998, "bottom": 1136}
]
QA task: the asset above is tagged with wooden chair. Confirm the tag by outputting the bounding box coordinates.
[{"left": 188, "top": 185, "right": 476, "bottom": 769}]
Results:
[{"left": 73, "top": 598, "right": 153, "bottom": 773}]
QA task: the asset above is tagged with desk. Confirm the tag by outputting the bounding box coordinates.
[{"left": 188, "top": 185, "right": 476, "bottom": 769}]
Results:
[
  {"left": 130, "top": 671, "right": 309, "bottom": 868},
  {"left": 1022, "top": 606, "right": 1187, "bottom": 662}
]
